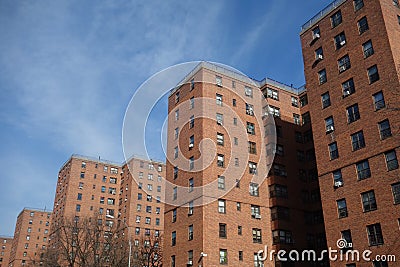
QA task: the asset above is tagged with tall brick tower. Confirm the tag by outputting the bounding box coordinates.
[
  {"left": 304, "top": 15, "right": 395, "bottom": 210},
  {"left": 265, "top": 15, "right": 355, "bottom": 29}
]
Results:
[{"left": 300, "top": 0, "right": 400, "bottom": 266}]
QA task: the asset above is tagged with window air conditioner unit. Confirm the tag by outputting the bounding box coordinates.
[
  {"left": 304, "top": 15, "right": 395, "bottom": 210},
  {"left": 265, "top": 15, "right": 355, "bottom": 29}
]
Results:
[
  {"left": 313, "top": 33, "right": 320, "bottom": 39},
  {"left": 188, "top": 210, "right": 193, "bottom": 215},
  {"left": 326, "top": 125, "right": 334, "bottom": 132},
  {"left": 217, "top": 120, "right": 222, "bottom": 125},
  {"left": 136, "top": 219, "right": 140, "bottom": 223},
  {"left": 340, "top": 65, "right": 346, "bottom": 71},
  {"left": 189, "top": 143, "right": 194, "bottom": 148},
  {"left": 187, "top": 260, "right": 193, "bottom": 266},
  {"left": 317, "top": 54, "right": 323, "bottom": 60},
  {"left": 106, "top": 215, "right": 114, "bottom": 219},
  {"left": 343, "top": 89, "right": 350, "bottom": 96},
  {"left": 255, "top": 214, "right": 261, "bottom": 219},
  {"left": 334, "top": 181, "right": 343, "bottom": 188},
  {"left": 340, "top": 40, "right": 346, "bottom": 46}
]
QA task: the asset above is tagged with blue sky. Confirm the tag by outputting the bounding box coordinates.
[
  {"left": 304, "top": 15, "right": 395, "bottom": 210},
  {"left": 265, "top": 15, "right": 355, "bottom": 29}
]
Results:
[{"left": 0, "top": 0, "right": 331, "bottom": 236}]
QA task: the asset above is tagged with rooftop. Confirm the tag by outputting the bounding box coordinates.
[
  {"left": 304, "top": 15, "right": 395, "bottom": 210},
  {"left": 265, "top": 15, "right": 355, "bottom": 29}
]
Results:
[{"left": 300, "top": 0, "right": 347, "bottom": 34}]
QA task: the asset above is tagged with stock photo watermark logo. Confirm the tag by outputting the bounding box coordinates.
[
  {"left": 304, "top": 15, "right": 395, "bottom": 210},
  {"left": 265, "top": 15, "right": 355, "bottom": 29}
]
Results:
[
  {"left": 122, "top": 61, "right": 276, "bottom": 207},
  {"left": 256, "top": 238, "right": 396, "bottom": 263}
]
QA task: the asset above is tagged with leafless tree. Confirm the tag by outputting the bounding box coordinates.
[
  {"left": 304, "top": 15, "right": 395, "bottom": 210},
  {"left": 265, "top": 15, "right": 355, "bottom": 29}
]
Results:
[{"left": 132, "top": 232, "right": 163, "bottom": 267}]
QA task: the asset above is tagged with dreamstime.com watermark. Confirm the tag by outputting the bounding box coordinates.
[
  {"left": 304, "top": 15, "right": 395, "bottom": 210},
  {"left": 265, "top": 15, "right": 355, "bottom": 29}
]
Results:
[{"left": 256, "top": 239, "right": 396, "bottom": 263}]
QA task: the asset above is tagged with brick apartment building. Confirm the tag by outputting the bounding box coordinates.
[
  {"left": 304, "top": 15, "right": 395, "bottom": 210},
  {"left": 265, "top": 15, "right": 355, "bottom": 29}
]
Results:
[
  {"left": 8, "top": 208, "right": 52, "bottom": 267},
  {"left": 0, "top": 236, "right": 13, "bottom": 267},
  {"left": 119, "top": 157, "right": 165, "bottom": 255},
  {"left": 300, "top": 0, "right": 400, "bottom": 266},
  {"left": 50, "top": 154, "right": 165, "bottom": 265},
  {"left": 164, "top": 62, "right": 327, "bottom": 267}
]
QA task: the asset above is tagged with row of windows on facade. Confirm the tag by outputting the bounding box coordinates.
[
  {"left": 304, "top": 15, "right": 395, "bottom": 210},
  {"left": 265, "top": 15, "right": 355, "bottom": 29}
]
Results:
[
  {"left": 331, "top": 151, "right": 398, "bottom": 190},
  {"left": 79, "top": 172, "right": 118, "bottom": 184},
  {"left": 339, "top": 222, "right": 389, "bottom": 251},
  {"left": 137, "top": 172, "right": 163, "bottom": 181},
  {"left": 263, "top": 87, "right": 309, "bottom": 108},
  {"left": 26, "top": 227, "right": 49, "bottom": 234},
  {"left": 133, "top": 228, "right": 160, "bottom": 237},
  {"left": 337, "top": 183, "right": 400, "bottom": 220},
  {"left": 81, "top": 161, "right": 119, "bottom": 174},
  {"left": 326, "top": 119, "right": 394, "bottom": 155},
  {"left": 28, "top": 212, "right": 51, "bottom": 219},
  {"left": 24, "top": 235, "right": 47, "bottom": 243},
  {"left": 174, "top": 76, "right": 254, "bottom": 102},
  {"left": 27, "top": 219, "right": 50, "bottom": 226},
  {"left": 137, "top": 193, "right": 162, "bottom": 203},
  {"left": 134, "top": 215, "right": 161, "bottom": 226}
]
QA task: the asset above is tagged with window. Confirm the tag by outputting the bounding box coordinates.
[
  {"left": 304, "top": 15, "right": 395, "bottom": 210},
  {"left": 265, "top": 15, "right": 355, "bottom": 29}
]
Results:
[
  {"left": 315, "top": 47, "right": 324, "bottom": 60},
  {"left": 171, "top": 231, "right": 176, "bottom": 246},
  {"left": 217, "top": 132, "right": 224, "bottom": 146},
  {"left": 168, "top": 255, "right": 176, "bottom": 267},
  {"left": 218, "top": 199, "right": 226, "bottom": 213},
  {"left": 273, "top": 163, "right": 287, "bottom": 177},
  {"left": 248, "top": 141, "right": 257, "bottom": 154},
  {"left": 188, "top": 225, "right": 193, "bottom": 240},
  {"left": 107, "top": 198, "right": 115, "bottom": 205},
  {"left": 189, "top": 96, "right": 194, "bottom": 109},
  {"left": 175, "top": 109, "right": 179, "bottom": 121},
  {"left": 175, "top": 92, "right": 180, "bottom": 103},
  {"left": 338, "top": 55, "right": 351, "bottom": 73},
  {"left": 245, "top": 86, "right": 253, "bottom": 97},
  {"left": 385, "top": 150, "right": 399, "bottom": 171},
  {"left": 232, "top": 80, "right": 236, "bottom": 88},
  {"left": 363, "top": 40, "right": 374, "bottom": 58},
  {"left": 216, "top": 113, "right": 223, "bottom": 125},
  {"left": 189, "top": 115, "right": 194, "bottom": 128},
  {"left": 189, "top": 156, "right": 194, "bottom": 170},
  {"left": 373, "top": 261, "right": 389, "bottom": 267},
  {"left": 272, "top": 230, "right": 293, "bottom": 244},
  {"left": 342, "top": 78, "right": 355, "bottom": 97},
  {"left": 148, "top": 174, "right": 153, "bottom": 181},
  {"left": 233, "top": 117, "right": 237, "bottom": 125},
  {"left": 190, "top": 78, "right": 195, "bottom": 90},
  {"left": 293, "top": 114, "right": 300, "bottom": 125},
  {"left": 268, "top": 105, "right": 280, "bottom": 117},
  {"left": 358, "top": 16, "right": 369, "bottom": 34},
  {"left": 354, "top": 0, "right": 364, "bottom": 10},
  {"left": 368, "top": 65, "right": 379, "bottom": 83},
  {"left": 300, "top": 94, "right": 308, "bottom": 107},
  {"left": 247, "top": 122, "right": 255, "bottom": 135},
  {"left": 78, "top": 182, "right": 84, "bottom": 189},
  {"left": 249, "top": 182, "right": 259, "bottom": 196},
  {"left": 173, "top": 187, "right": 177, "bottom": 200},
  {"left": 232, "top": 98, "right": 236, "bottom": 106},
  {"left": 331, "top": 10, "right": 342, "bottom": 27},
  {"left": 362, "top": 190, "right": 377, "bottom": 212},
  {"left": 251, "top": 205, "right": 261, "bottom": 218},
  {"left": 321, "top": 92, "right": 331, "bottom": 108},
  {"left": 333, "top": 170, "right": 344, "bottom": 187},
  {"left": 252, "top": 228, "right": 262, "bottom": 243},
  {"left": 173, "top": 166, "right": 178, "bottom": 179},
  {"left": 188, "top": 178, "right": 194, "bottom": 192},
  {"left": 139, "top": 172, "right": 143, "bottom": 179},
  {"left": 318, "top": 69, "right": 327, "bottom": 84},
  {"left": 218, "top": 176, "right": 225, "bottom": 190},
  {"left": 392, "top": 183, "right": 400, "bottom": 204},
  {"left": 337, "top": 199, "right": 348, "bottom": 218},
  {"left": 219, "top": 249, "right": 228, "bottom": 264},
  {"left": 378, "top": 119, "right": 392, "bottom": 140},
  {"left": 137, "top": 204, "right": 141, "bottom": 211},
  {"left": 341, "top": 230, "right": 353, "bottom": 248},
  {"left": 246, "top": 103, "right": 254, "bottom": 116},
  {"left": 77, "top": 193, "right": 82, "bottom": 200},
  {"left": 267, "top": 88, "right": 279, "bottom": 100},
  {"left": 145, "top": 217, "right": 151, "bottom": 224},
  {"left": 188, "top": 201, "right": 194, "bottom": 215},
  {"left": 216, "top": 94, "right": 223, "bottom": 106},
  {"left": 269, "top": 184, "right": 288, "bottom": 198},
  {"left": 271, "top": 206, "right": 289, "bottom": 220},
  {"left": 219, "top": 223, "right": 227, "bottom": 238},
  {"left": 395, "top": 0, "right": 400, "bottom": 7},
  {"left": 312, "top": 26, "right": 320, "bottom": 39},
  {"left": 80, "top": 172, "right": 85, "bottom": 179},
  {"left": 76, "top": 204, "right": 81, "bottom": 212},
  {"left": 334, "top": 32, "right": 346, "bottom": 49},
  {"left": 373, "top": 91, "right": 385, "bottom": 110},
  {"left": 239, "top": 251, "right": 243, "bottom": 261},
  {"left": 351, "top": 131, "right": 365, "bottom": 151},
  {"left": 217, "top": 154, "right": 225, "bottom": 167},
  {"left": 302, "top": 112, "right": 311, "bottom": 125},
  {"left": 172, "top": 209, "right": 177, "bottom": 222},
  {"left": 329, "top": 142, "right": 339, "bottom": 160},
  {"left": 367, "top": 223, "right": 384, "bottom": 246},
  {"left": 100, "top": 197, "right": 105, "bottom": 204},
  {"left": 347, "top": 104, "right": 360, "bottom": 123},
  {"left": 101, "top": 186, "right": 106, "bottom": 193},
  {"left": 325, "top": 116, "right": 335, "bottom": 133},
  {"left": 249, "top": 162, "right": 257, "bottom": 174},
  {"left": 238, "top": 225, "right": 242, "bottom": 235},
  {"left": 356, "top": 160, "right": 371, "bottom": 180},
  {"left": 398, "top": 15, "right": 400, "bottom": 25},
  {"left": 216, "top": 75, "right": 222, "bottom": 87},
  {"left": 291, "top": 96, "right": 298, "bottom": 107}
]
